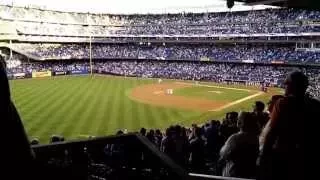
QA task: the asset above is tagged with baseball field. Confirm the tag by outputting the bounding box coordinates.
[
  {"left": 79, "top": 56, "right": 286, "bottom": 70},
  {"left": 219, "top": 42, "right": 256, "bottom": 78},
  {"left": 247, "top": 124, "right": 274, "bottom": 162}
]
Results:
[{"left": 10, "top": 75, "right": 281, "bottom": 143}]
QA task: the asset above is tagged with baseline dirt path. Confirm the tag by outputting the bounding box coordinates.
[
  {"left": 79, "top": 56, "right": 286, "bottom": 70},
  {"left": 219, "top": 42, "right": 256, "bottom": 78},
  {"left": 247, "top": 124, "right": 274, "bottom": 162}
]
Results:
[{"left": 129, "top": 83, "right": 227, "bottom": 111}]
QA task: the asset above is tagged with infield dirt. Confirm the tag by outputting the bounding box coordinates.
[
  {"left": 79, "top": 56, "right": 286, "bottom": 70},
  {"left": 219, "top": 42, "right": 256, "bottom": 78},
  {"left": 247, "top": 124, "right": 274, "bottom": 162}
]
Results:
[{"left": 129, "top": 82, "right": 227, "bottom": 111}]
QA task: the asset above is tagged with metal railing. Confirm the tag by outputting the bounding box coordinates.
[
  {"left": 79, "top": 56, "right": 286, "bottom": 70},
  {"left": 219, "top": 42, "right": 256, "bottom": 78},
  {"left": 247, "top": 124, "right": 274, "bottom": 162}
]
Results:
[{"left": 189, "top": 173, "right": 254, "bottom": 180}]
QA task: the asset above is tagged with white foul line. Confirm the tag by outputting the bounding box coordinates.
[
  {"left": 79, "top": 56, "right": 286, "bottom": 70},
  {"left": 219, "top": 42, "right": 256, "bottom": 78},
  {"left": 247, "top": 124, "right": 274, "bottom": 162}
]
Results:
[
  {"left": 208, "top": 91, "right": 264, "bottom": 111},
  {"left": 175, "top": 82, "right": 252, "bottom": 92},
  {"left": 174, "top": 81, "right": 264, "bottom": 112}
]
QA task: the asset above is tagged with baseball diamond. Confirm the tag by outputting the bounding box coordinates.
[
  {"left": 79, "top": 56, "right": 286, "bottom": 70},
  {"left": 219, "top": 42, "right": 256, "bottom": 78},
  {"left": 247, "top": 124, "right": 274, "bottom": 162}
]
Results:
[{"left": 10, "top": 75, "right": 279, "bottom": 143}]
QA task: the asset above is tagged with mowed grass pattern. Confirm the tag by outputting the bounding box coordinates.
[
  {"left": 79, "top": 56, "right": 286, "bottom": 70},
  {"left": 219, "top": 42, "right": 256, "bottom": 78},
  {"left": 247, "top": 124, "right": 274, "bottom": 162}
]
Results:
[
  {"left": 10, "top": 76, "right": 278, "bottom": 144},
  {"left": 174, "top": 86, "right": 254, "bottom": 101},
  {"left": 10, "top": 76, "right": 201, "bottom": 143}
]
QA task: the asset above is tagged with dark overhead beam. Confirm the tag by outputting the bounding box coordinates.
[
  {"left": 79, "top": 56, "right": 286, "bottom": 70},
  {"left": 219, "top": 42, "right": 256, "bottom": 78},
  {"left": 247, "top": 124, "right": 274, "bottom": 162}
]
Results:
[
  {"left": 237, "top": 0, "right": 320, "bottom": 10},
  {"left": 245, "top": 0, "right": 287, "bottom": 6}
]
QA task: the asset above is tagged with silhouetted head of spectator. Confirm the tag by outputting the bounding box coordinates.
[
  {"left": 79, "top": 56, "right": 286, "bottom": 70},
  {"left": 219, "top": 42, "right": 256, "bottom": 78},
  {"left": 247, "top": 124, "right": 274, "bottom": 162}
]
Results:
[
  {"left": 215, "top": 120, "right": 221, "bottom": 127},
  {"left": 267, "top": 95, "right": 284, "bottom": 113},
  {"left": 211, "top": 120, "right": 220, "bottom": 127},
  {"left": 155, "top": 129, "right": 161, "bottom": 136},
  {"left": 228, "top": 112, "right": 238, "bottom": 124},
  {"left": 30, "top": 138, "right": 39, "bottom": 145},
  {"left": 229, "top": 112, "right": 238, "bottom": 119},
  {"left": 174, "top": 125, "right": 182, "bottom": 136},
  {"left": 60, "top": 136, "right": 65, "bottom": 142},
  {"left": 194, "top": 127, "right": 202, "bottom": 138},
  {"left": 237, "top": 112, "right": 258, "bottom": 133},
  {"left": 50, "top": 135, "right": 63, "bottom": 143},
  {"left": 181, "top": 127, "right": 187, "bottom": 137},
  {"left": 140, "top": 127, "right": 146, "bottom": 136},
  {"left": 146, "top": 129, "right": 155, "bottom": 142},
  {"left": 210, "top": 120, "right": 216, "bottom": 126},
  {"left": 225, "top": 112, "right": 231, "bottom": 120},
  {"left": 116, "top": 130, "right": 124, "bottom": 135},
  {"left": 185, "top": 128, "right": 191, "bottom": 136},
  {"left": 254, "top": 101, "right": 265, "bottom": 114},
  {"left": 284, "top": 71, "right": 309, "bottom": 97},
  {"left": 205, "top": 123, "right": 210, "bottom": 128},
  {"left": 147, "top": 129, "right": 155, "bottom": 137},
  {"left": 165, "top": 127, "right": 173, "bottom": 137}
]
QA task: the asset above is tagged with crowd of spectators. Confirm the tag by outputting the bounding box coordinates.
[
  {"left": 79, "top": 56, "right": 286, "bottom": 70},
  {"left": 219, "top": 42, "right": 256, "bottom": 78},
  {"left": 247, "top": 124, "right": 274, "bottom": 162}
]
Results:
[
  {"left": 7, "top": 61, "right": 90, "bottom": 74},
  {"left": 13, "top": 22, "right": 320, "bottom": 36},
  {"left": 2, "top": 5, "right": 320, "bottom": 36},
  {"left": 26, "top": 101, "right": 279, "bottom": 176},
  {"left": 11, "top": 43, "right": 320, "bottom": 63},
  {"left": 2, "top": 6, "right": 320, "bottom": 25},
  {"left": 6, "top": 60, "right": 320, "bottom": 98}
]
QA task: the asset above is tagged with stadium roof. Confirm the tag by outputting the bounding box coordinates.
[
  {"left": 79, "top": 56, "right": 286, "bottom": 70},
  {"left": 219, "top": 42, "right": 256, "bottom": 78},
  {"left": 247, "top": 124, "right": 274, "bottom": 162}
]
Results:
[
  {"left": 0, "top": 0, "right": 277, "bottom": 14},
  {"left": 238, "top": 0, "right": 320, "bottom": 10}
]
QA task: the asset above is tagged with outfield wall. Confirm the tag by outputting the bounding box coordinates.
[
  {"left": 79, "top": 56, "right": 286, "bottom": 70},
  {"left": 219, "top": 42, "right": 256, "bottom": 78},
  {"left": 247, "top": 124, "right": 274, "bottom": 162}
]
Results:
[
  {"left": 8, "top": 69, "right": 90, "bottom": 80},
  {"left": 8, "top": 69, "right": 278, "bottom": 90}
]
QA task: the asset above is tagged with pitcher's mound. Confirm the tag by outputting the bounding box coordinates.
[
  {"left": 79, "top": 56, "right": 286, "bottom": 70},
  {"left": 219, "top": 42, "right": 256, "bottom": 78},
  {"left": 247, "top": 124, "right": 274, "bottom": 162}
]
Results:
[{"left": 129, "top": 82, "right": 226, "bottom": 111}]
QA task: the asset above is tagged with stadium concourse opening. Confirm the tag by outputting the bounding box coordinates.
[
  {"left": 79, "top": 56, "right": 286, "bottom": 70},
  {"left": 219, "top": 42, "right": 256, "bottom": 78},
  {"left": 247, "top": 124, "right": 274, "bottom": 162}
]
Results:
[{"left": 1, "top": 1, "right": 319, "bottom": 180}]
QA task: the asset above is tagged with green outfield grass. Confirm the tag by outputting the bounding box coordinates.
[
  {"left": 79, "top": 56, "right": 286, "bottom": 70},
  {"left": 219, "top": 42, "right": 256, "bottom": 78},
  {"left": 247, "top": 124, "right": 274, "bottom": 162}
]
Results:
[{"left": 10, "top": 75, "right": 277, "bottom": 143}]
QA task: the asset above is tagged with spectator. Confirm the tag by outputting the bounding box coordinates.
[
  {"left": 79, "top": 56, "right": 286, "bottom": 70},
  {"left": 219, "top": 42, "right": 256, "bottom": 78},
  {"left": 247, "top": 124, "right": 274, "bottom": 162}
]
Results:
[
  {"left": 252, "top": 101, "right": 269, "bottom": 130},
  {"left": 172, "top": 125, "right": 188, "bottom": 166},
  {"left": 259, "top": 71, "right": 320, "bottom": 180},
  {"left": 220, "top": 112, "right": 239, "bottom": 142},
  {"left": 116, "top": 130, "right": 124, "bottom": 135},
  {"left": 30, "top": 138, "right": 40, "bottom": 145},
  {"left": 146, "top": 129, "right": 155, "bottom": 144},
  {"left": 189, "top": 127, "right": 205, "bottom": 172},
  {"left": 205, "top": 120, "right": 220, "bottom": 161},
  {"left": 259, "top": 95, "right": 284, "bottom": 150},
  {"left": 219, "top": 112, "right": 259, "bottom": 179},
  {"left": 188, "top": 124, "right": 198, "bottom": 140},
  {"left": 267, "top": 95, "right": 285, "bottom": 113},
  {"left": 161, "top": 127, "right": 174, "bottom": 155},
  {"left": 140, "top": 127, "right": 146, "bottom": 136},
  {"left": 0, "top": 56, "right": 34, "bottom": 179},
  {"left": 50, "top": 135, "right": 64, "bottom": 143},
  {"left": 154, "top": 129, "right": 163, "bottom": 147}
]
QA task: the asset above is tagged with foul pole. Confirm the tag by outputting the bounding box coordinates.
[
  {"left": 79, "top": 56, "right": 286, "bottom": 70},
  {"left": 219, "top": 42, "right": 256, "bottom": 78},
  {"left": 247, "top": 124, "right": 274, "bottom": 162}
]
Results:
[
  {"left": 89, "top": 33, "right": 93, "bottom": 76},
  {"left": 88, "top": 13, "right": 93, "bottom": 76}
]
